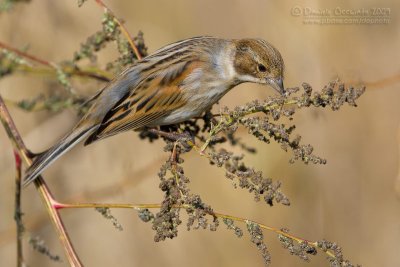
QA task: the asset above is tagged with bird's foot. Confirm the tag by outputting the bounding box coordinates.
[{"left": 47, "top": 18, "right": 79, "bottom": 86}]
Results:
[{"left": 147, "top": 128, "right": 195, "bottom": 147}]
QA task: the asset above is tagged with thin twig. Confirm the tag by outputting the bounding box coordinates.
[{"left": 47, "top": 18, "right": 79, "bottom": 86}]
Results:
[
  {"left": 94, "top": 0, "right": 142, "bottom": 60},
  {"left": 0, "top": 95, "right": 83, "bottom": 266},
  {"left": 0, "top": 41, "right": 111, "bottom": 82},
  {"left": 170, "top": 142, "right": 185, "bottom": 198},
  {"left": 0, "top": 155, "right": 167, "bottom": 247},
  {"left": 0, "top": 41, "right": 68, "bottom": 88},
  {"left": 0, "top": 41, "right": 50, "bottom": 66},
  {"left": 53, "top": 201, "right": 335, "bottom": 258},
  {"left": 13, "top": 151, "right": 24, "bottom": 267}
]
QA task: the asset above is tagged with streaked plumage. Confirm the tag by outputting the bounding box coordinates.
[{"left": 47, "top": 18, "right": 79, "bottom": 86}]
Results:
[{"left": 24, "top": 36, "right": 285, "bottom": 186}]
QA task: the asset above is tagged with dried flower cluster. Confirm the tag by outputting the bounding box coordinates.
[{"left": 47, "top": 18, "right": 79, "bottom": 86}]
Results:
[
  {"left": 278, "top": 229, "right": 317, "bottom": 262},
  {"left": 146, "top": 142, "right": 219, "bottom": 241},
  {"left": 95, "top": 207, "right": 123, "bottom": 231},
  {"left": 134, "top": 81, "right": 364, "bottom": 265},
  {"left": 246, "top": 221, "right": 271, "bottom": 265},
  {"left": 223, "top": 218, "right": 244, "bottom": 238},
  {"left": 317, "top": 240, "right": 361, "bottom": 267},
  {"left": 72, "top": 12, "right": 147, "bottom": 74},
  {"left": 29, "top": 236, "right": 61, "bottom": 262}
]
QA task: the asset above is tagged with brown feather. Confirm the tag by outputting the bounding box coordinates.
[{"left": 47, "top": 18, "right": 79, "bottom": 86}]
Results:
[{"left": 84, "top": 61, "right": 203, "bottom": 144}]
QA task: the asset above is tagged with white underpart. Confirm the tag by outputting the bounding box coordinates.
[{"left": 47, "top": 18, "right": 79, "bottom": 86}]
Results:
[
  {"left": 218, "top": 46, "right": 237, "bottom": 81},
  {"left": 159, "top": 44, "right": 238, "bottom": 125}
]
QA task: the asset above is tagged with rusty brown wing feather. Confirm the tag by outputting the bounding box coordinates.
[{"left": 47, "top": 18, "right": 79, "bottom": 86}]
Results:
[{"left": 84, "top": 60, "right": 202, "bottom": 145}]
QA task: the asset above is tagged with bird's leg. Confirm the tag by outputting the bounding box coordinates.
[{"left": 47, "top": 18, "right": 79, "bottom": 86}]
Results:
[{"left": 147, "top": 128, "right": 195, "bottom": 146}]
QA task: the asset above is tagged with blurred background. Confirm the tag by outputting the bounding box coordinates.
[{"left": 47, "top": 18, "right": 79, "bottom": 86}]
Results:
[{"left": 0, "top": 0, "right": 399, "bottom": 266}]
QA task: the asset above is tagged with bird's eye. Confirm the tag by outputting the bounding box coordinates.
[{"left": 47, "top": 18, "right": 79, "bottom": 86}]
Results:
[{"left": 258, "top": 64, "right": 267, "bottom": 72}]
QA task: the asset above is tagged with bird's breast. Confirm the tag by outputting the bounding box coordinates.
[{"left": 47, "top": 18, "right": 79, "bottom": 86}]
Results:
[{"left": 155, "top": 77, "right": 233, "bottom": 126}]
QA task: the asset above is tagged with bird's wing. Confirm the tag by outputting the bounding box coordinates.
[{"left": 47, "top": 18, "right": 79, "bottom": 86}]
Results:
[{"left": 84, "top": 60, "right": 201, "bottom": 145}]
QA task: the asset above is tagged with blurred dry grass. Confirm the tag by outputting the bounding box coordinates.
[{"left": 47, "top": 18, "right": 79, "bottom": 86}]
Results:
[{"left": 0, "top": 0, "right": 400, "bottom": 266}]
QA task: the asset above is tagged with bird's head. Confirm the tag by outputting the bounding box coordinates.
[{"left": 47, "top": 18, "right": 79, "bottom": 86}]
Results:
[{"left": 233, "top": 38, "right": 285, "bottom": 95}]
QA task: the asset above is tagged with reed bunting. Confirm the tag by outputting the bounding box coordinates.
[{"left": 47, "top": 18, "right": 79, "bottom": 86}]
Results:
[{"left": 24, "top": 36, "right": 285, "bottom": 186}]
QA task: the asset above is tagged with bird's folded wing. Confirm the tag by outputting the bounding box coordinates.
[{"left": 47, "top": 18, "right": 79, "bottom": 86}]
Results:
[{"left": 84, "top": 60, "right": 201, "bottom": 145}]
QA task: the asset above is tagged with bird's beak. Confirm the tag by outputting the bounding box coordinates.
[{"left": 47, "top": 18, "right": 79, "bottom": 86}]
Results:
[{"left": 269, "top": 78, "right": 285, "bottom": 95}]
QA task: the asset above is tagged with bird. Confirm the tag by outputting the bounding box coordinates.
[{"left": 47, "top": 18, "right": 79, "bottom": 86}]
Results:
[{"left": 23, "top": 36, "right": 285, "bottom": 186}]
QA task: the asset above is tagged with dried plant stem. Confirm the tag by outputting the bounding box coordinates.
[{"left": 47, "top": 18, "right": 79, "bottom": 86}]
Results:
[
  {"left": 170, "top": 142, "right": 185, "bottom": 198},
  {"left": 0, "top": 41, "right": 111, "bottom": 82},
  {"left": 0, "top": 41, "right": 76, "bottom": 94},
  {"left": 197, "top": 99, "right": 297, "bottom": 152},
  {"left": 0, "top": 155, "right": 166, "bottom": 247},
  {"left": 22, "top": 65, "right": 111, "bottom": 82},
  {"left": 0, "top": 41, "right": 65, "bottom": 76},
  {"left": 94, "top": 0, "right": 142, "bottom": 60},
  {"left": 53, "top": 201, "right": 334, "bottom": 258},
  {"left": 0, "top": 95, "right": 83, "bottom": 267},
  {"left": 13, "top": 152, "right": 24, "bottom": 267},
  {"left": 0, "top": 41, "right": 50, "bottom": 66}
]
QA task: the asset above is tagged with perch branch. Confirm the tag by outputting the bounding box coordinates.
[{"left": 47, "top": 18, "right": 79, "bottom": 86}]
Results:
[{"left": 0, "top": 95, "right": 83, "bottom": 266}]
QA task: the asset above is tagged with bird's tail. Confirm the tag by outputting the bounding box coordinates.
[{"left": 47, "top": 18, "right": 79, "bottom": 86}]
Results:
[{"left": 23, "top": 125, "right": 98, "bottom": 187}]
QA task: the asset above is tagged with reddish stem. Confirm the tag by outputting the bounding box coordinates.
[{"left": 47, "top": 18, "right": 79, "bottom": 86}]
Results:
[
  {"left": 51, "top": 199, "right": 69, "bottom": 210},
  {"left": 14, "top": 150, "right": 22, "bottom": 169}
]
